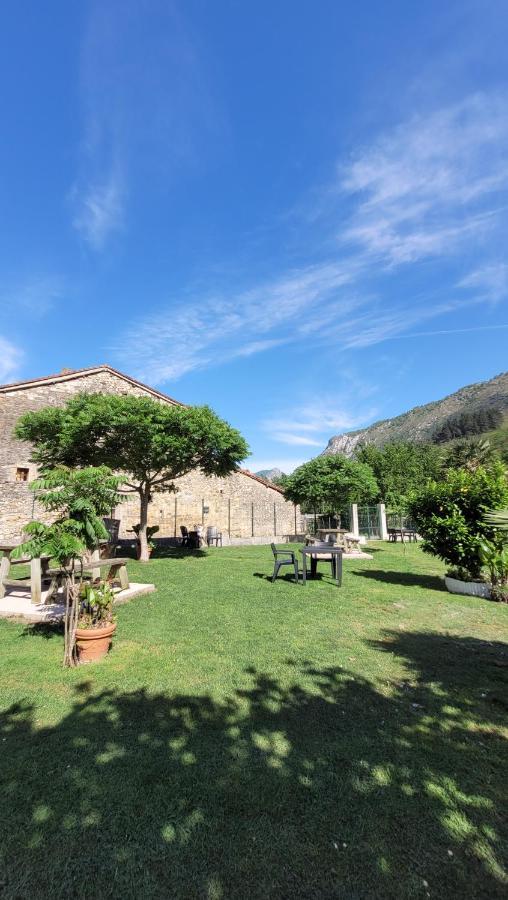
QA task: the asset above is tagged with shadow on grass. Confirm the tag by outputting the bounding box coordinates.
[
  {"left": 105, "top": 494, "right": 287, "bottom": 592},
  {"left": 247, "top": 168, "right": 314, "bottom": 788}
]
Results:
[
  {"left": 252, "top": 572, "right": 338, "bottom": 585},
  {"left": 0, "top": 634, "right": 506, "bottom": 897},
  {"left": 150, "top": 547, "right": 208, "bottom": 560},
  {"left": 352, "top": 568, "right": 446, "bottom": 591},
  {"left": 19, "top": 621, "right": 63, "bottom": 640},
  {"left": 253, "top": 572, "right": 300, "bottom": 584}
]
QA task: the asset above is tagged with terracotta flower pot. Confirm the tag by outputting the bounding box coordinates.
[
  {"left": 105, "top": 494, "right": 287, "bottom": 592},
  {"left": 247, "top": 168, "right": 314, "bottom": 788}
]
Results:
[{"left": 75, "top": 622, "right": 117, "bottom": 664}]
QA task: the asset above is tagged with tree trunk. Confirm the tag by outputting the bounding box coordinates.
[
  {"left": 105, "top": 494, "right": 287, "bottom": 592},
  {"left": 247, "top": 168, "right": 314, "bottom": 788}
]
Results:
[{"left": 138, "top": 486, "right": 151, "bottom": 562}]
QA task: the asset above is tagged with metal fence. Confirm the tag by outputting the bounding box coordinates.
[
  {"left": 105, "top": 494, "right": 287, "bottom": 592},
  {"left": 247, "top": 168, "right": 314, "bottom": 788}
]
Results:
[
  {"left": 302, "top": 508, "right": 351, "bottom": 535},
  {"left": 357, "top": 505, "right": 381, "bottom": 539}
]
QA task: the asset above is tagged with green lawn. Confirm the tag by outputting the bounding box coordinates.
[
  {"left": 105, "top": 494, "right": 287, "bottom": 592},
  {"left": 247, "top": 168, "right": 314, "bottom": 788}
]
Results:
[{"left": 0, "top": 543, "right": 506, "bottom": 899}]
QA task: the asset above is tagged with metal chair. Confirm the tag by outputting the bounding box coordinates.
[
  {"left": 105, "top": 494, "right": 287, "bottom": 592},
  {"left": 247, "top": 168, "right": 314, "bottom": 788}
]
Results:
[
  {"left": 271, "top": 543, "right": 299, "bottom": 584},
  {"left": 206, "top": 526, "right": 223, "bottom": 547}
]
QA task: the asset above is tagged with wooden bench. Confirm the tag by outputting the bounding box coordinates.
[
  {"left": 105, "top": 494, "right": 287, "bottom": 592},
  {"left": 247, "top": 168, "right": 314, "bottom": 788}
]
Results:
[
  {"left": 81, "top": 557, "right": 130, "bottom": 590},
  {"left": 0, "top": 548, "right": 51, "bottom": 605}
]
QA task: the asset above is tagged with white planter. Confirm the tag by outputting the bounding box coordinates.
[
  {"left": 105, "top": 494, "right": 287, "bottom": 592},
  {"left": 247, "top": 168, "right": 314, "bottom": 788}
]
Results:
[{"left": 444, "top": 576, "right": 491, "bottom": 599}]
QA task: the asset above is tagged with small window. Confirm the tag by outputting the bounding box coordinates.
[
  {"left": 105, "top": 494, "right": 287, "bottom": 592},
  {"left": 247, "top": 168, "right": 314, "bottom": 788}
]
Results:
[{"left": 16, "top": 467, "right": 29, "bottom": 482}]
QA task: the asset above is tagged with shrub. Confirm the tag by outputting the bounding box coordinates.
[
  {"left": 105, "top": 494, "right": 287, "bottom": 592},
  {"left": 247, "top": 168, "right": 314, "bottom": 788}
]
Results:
[{"left": 408, "top": 463, "right": 508, "bottom": 580}]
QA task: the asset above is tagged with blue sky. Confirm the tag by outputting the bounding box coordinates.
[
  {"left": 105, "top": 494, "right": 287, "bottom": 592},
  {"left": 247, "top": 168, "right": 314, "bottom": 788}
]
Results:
[{"left": 1, "top": 1, "right": 508, "bottom": 472}]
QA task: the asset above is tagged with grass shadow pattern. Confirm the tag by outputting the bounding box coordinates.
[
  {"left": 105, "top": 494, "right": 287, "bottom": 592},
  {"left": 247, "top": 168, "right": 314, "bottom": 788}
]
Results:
[{"left": 0, "top": 632, "right": 506, "bottom": 898}]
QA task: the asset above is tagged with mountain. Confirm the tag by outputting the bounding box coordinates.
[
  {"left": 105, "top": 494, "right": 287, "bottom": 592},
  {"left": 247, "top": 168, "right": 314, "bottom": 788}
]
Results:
[
  {"left": 322, "top": 372, "right": 508, "bottom": 457},
  {"left": 255, "top": 468, "right": 286, "bottom": 483}
]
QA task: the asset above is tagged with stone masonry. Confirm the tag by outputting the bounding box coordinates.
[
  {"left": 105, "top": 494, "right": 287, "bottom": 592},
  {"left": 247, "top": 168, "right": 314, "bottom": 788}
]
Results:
[{"left": 0, "top": 366, "right": 303, "bottom": 544}]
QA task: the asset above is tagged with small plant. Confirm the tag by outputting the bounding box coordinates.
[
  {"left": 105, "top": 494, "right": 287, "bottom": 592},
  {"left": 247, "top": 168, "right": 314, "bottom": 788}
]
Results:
[
  {"left": 132, "top": 523, "right": 159, "bottom": 558},
  {"left": 481, "top": 508, "right": 508, "bottom": 602},
  {"left": 78, "top": 582, "right": 115, "bottom": 628}
]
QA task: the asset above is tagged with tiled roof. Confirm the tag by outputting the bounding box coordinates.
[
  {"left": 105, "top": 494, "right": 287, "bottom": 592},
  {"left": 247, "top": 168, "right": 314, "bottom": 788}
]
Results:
[
  {"left": 0, "top": 364, "right": 184, "bottom": 406},
  {"left": 0, "top": 364, "right": 288, "bottom": 496},
  {"left": 237, "top": 468, "right": 286, "bottom": 495}
]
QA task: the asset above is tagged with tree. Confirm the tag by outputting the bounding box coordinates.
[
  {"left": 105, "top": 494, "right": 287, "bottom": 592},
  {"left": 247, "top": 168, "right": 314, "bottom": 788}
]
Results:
[
  {"left": 355, "top": 442, "right": 442, "bottom": 511},
  {"left": 13, "top": 466, "right": 123, "bottom": 666},
  {"left": 15, "top": 393, "right": 249, "bottom": 560},
  {"left": 282, "top": 455, "right": 378, "bottom": 518},
  {"left": 442, "top": 438, "right": 499, "bottom": 473},
  {"left": 407, "top": 462, "right": 508, "bottom": 581},
  {"left": 432, "top": 407, "right": 503, "bottom": 444}
]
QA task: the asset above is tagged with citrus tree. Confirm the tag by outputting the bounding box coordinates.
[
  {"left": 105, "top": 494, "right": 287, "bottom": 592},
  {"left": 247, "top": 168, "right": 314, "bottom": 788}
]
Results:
[{"left": 408, "top": 462, "right": 508, "bottom": 581}]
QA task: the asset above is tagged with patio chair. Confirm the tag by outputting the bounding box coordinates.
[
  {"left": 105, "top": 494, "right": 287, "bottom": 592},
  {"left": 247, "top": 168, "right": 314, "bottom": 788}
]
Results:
[
  {"left": 206, "top": 526, "right": 223, "bottom": 547},
  {"left": 271, "top": 543, "right": 299, "bottom": 584}
]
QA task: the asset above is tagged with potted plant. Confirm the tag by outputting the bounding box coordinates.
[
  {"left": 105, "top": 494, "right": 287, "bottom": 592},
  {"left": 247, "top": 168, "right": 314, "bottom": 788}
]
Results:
[
  {"left": 408, "top": 463, "right": 508, "bottom": 598},
  {"left": 75, "top": 581, "right": 116, "bottom": 663},
  {"left": 13, "top": 466, "right": 124, "bottom": 667},
  {"left": 132, "top": 524, "right": 159, "bottom": 559}
]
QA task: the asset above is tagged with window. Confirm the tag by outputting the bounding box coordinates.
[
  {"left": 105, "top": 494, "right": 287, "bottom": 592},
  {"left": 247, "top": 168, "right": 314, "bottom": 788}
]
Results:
[{"left": 15, "top": 467, "right": 29, "bottom": 482}]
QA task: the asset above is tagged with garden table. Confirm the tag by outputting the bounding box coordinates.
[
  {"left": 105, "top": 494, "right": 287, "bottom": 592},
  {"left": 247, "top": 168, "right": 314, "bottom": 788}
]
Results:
[
  {"left": 316, "top": 528, "right": 348, "bottom": 545},
  {"left": 300, "top": 543, "right": 343, "bottom": 586},
  {"left": 0, "top": 544, "right": 51, "bottom": 605}
]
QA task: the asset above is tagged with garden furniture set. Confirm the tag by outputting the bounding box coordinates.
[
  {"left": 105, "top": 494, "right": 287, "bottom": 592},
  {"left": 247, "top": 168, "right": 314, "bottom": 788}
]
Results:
[
  {"left": 387, "top": 528, "right": 418, "bottom": 543},
  {"left": 180, "top": 525, "right": 223, "bottom": 548},
  {"left": 271, "top": 542, "right": 343, "bottom": 586}
]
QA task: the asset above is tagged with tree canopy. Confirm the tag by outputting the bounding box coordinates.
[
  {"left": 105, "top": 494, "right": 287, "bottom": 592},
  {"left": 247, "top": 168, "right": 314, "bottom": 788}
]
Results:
[
  {"left": 355, "top": 442, "right": 442, "bottom": 510},
  {"left": 432, "top": 407, "right": 503, "bottom": 444},
  {"left": 15, "top": 393, "right": 249, "bottom": 560},
  {"left": 282, "top": 454, "right": 378, "bottom": 513},
  {"left": 441, "top": 438, "right": 499, "bottom": 473}
]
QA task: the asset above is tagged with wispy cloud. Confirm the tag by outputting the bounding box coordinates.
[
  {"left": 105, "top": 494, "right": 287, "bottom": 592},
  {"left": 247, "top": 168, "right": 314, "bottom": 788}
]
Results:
[
  {"left": 0, "top": 275, "right": 65, "bottom": 318},
  {"left": 458, "top": 263, "right": 508, "bottom": 303},
  {"left": 72, "top": 167, "right": 125, "bottom": 251},
  {"left": 115, "top": 90, "right": 508, "bottom": 380},
  {"left": 271, "top": 433, "right": 324, "bottom": 447},
  {"left": 115, "top": 262, "right": 358, "bottom": 382},
  {"left": 262, "top": 399, "right": 377, "bottom": 448},
  {"left": 71, "top": 0, "right": 225, "bottom": 250},
  {"left": 0, "top": 337, "right": 23, "bottom": 383},
  {"left": 341, "top": 93, "right": 508, "bottom": 265}
]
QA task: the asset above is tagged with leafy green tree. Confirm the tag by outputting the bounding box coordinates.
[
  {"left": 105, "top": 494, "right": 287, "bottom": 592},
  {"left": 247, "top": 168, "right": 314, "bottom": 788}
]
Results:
[
  {"left": 355, "top": 442, "right": 442, "bottom": 510},
  {"left": 407, "top": 462, "right": 508, "bottom": 581},
  {"left": 282, "top": 455, "right": 378, "bottom": 518},
  {"left": 442, "top": 438, "right": 499, "bottom": 473},
  {"left": 15, "top": 393, "right": 249, "bottom": 560}
]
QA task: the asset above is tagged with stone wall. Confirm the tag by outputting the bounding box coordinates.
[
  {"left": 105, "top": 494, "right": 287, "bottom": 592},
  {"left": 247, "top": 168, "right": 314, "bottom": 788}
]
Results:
[
  {"left": 116, "top": 469, "right": 299, "bottom": 541},
  {"left": 0, "top": 367, "right": 302, "bottom": 543}
]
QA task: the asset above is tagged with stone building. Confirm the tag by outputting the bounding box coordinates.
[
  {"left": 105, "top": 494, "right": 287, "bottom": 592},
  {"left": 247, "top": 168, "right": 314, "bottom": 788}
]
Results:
[{"left": 0, "top": 365, "right": 302, "bottom": 544}]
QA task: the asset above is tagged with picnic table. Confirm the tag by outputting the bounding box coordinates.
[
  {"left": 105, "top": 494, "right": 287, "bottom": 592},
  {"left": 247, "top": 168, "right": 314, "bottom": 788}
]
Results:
[
  {"left": 300, "top": 543, "right": 343, "bottom": 586},
  {"left": 316, "top": 528, "right": 348, "bottom": 544},
  {"left": 0, "top": 545, "right": 130, "bottom": 606},
  {"left": 315, "top": 529, "right": 362, "bottom": 553},
  {"left": 387, "top": 528, "right": 418, "bottom": 543},
  {"left": 0, "top": 544, "right": 50, "bottom": 605}
]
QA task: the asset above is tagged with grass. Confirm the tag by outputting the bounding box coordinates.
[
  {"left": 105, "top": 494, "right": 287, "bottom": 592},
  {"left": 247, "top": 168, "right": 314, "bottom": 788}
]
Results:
[{"left": 0, "top": 542, "right": 507, "bottom": 899}]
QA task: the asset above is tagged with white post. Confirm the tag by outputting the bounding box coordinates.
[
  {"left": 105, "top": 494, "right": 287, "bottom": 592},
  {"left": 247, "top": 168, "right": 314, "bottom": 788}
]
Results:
[
  {"left": 349, "top": 504, "right": 359, "bottom": 537},
  {"left": 377, "top": 503, "right": 389, "bottom": 540}
]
